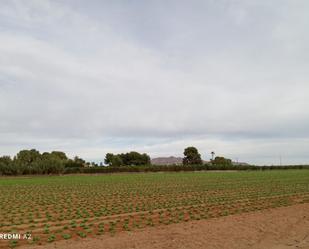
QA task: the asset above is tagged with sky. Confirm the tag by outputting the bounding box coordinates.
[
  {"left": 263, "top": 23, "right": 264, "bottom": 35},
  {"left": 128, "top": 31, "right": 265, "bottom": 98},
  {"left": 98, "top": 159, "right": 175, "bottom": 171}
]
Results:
[{"left": 0, "top": 0, "right": 309, "bottom": 165}]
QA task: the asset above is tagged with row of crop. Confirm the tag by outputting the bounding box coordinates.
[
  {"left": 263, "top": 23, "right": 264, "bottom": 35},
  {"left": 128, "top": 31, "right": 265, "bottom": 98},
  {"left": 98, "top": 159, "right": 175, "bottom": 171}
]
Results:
[
  {"left": 1, "top": 192, "right": 308, "bottom": 248},
  {"left": 2, "top": 183, "right": 308, "bottom": 226},
  {"left": 1, "top": 174, "right": 309, "bottom": 226}
]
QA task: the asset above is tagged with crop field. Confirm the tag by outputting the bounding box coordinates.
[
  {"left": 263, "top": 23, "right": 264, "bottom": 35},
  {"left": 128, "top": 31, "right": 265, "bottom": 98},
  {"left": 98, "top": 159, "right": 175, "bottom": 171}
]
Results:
[{"left": 0, "top": 170, "right": 309, "bottom": 248}]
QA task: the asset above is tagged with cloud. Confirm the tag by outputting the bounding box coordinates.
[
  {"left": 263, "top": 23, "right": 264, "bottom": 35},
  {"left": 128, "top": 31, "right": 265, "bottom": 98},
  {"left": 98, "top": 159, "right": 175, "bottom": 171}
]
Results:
[{"left": 0, "top": 0, "right": 309, "bottom": 165}]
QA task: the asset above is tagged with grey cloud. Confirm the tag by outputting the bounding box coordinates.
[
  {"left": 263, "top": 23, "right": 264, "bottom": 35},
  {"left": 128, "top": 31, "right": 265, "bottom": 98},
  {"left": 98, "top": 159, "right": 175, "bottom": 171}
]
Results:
[{"left": 0, "top": 0, "right": 309, "bottom": 164}]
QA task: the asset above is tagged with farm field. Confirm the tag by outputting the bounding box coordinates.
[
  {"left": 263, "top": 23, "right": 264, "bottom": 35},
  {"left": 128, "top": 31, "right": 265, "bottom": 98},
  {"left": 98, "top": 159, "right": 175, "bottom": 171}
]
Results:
[
  {"left": 24, "top": 202, "right": 309, "bottom": 249},
  {"left": 0, "top": 170, "right": 309, "bottom": 248}
]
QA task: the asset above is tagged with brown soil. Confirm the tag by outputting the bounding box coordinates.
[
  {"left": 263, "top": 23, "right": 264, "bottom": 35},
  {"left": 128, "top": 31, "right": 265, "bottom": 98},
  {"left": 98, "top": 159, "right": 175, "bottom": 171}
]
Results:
[{"left": 20, "top": 203, "right": 309, "bottom": 249}]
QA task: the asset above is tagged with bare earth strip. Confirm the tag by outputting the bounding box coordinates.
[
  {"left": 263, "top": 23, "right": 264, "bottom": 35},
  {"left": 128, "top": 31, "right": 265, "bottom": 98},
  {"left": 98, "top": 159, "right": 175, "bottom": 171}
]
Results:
[{"left": 23, "top": 203, "right": 309, "bottom": 249}]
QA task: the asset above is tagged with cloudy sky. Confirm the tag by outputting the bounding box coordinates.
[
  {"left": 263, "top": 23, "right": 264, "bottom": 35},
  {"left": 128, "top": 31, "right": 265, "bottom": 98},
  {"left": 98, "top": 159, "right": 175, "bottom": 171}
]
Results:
[{"left": 0, "top": 0, "right": 308, "bottom": 165}]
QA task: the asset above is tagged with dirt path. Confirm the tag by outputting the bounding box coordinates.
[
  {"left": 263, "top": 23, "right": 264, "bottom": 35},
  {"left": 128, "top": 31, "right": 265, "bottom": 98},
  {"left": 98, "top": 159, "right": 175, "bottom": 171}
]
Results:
[{"left": 22, "top": 203, "right": 309, "bottom": 249}]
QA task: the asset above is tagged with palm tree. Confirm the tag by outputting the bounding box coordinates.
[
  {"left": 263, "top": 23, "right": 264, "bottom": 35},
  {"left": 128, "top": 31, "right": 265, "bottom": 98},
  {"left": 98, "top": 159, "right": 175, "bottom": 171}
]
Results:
[{"left": 211, "top": 151, "right": 215, "bottom": 161}]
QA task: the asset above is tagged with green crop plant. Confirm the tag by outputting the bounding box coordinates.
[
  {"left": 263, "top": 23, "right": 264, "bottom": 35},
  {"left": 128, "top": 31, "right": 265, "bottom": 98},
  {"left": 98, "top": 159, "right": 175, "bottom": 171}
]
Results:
[
  {"left": 77, "top": 231, "right": 87, "bottom": 238},
  {"left": 47, "top": 234, "right": 56, "bottom": 243},
  {"left": 62, "top": 234, "right": 71, "bottom": 240},
  {"left": 0, "top": 170, "right": 307, "bottom": 247}
]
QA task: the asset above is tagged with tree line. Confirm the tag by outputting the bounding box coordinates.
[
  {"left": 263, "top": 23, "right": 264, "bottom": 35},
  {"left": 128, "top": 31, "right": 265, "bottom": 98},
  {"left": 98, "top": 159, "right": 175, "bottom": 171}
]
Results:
[
  {"left": 0, "top": 147, "right": 232, "bottom": 175},
  {"left": 1, "top": 147, "right": 308, "bottom": 175},
  {"left": 0, "top": 149, "right": 90, "bottom": 175},
  {"left": 103, "top": 147, "right": 232, "bottom": 167}
]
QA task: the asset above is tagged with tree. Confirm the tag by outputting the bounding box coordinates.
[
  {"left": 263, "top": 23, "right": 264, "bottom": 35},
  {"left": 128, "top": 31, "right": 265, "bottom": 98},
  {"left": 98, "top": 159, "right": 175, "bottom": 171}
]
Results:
[
  {"left": 122, "top": 151, "right": 150, "bottom": 166},
  {"left": 0, "top": 156, "right": 13, "bottom": 175},
  {"left": 33, "top": 152, "right": 65, "bottom": 174},
  {"left": 15, "top": 149, "right": 41, "bottom": 166},
  {"left": 141, "top": 153, "right": 151, "bottom": 165},
  {"left": 120, "top": 151, "right": 150, "bottom": 166},
  {"left": 211, "top": 151, "right": 215, "bottom": 160},
  {"left": 14, "top": 149, "right": 41, "bottom": 174},
  {"left": 183, "top": 146, "right": 202, "bottom": 165},
  {"left": 104, "top": 153, "right": 114, "bottom": 165},
  {"left": 73, "top": 156, "right": 85, "bottom": 166},
  {"left": 104, "top": 153, "right": 123, "bottom": 167},
  {"left": 0, "top": 156, "right": 12, "bottom": 165},
  {"left": 212, "top": 156, "right": 232, "bottom": 167},
  {"left": 104, "top": 151, "right": 151, "bottom": 166},
  {"left": 51, "top": 151, "right": 68, "bottom": 161},
  {"left": 65, "top": 156, "right": 86, "bottom": 168}
]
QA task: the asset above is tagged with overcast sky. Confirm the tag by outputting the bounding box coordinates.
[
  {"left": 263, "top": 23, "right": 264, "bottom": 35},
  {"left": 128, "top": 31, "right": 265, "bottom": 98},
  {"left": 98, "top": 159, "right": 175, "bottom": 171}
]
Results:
[{"left": 1, "top": 0, "right": 309, "bottom": 165}]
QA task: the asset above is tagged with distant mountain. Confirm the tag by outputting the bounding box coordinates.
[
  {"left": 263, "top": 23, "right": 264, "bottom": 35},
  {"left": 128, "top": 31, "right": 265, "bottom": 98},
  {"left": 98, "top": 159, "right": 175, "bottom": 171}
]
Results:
[{"left": 151, "top": 156, "right": 183, "bottom": 165}]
